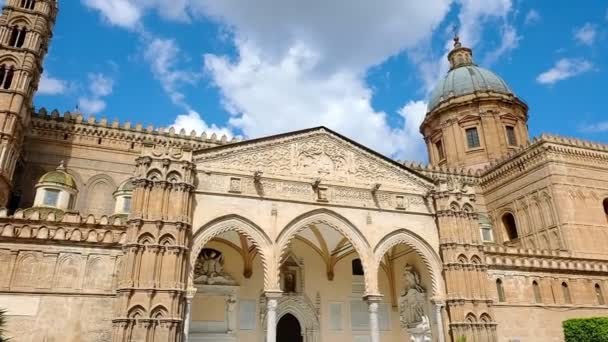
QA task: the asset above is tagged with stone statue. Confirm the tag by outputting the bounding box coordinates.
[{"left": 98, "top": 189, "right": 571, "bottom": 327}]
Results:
[
  {"left": 399, "top": 264, "right": 427, "bottom": 329},
  {"left": 408, "top": 315, "right": 432, "bottom": 342},
  {"left": 193, "top": 249, "right": 237, "bottom": 285}
]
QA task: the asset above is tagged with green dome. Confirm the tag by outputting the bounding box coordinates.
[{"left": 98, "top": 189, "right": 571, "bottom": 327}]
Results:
[
  {"left": 428, "top": 65, "right": 513, "bottom": 112},
  {"left": 38, "top": 164, "right": 77, "bottom": 189},
  {"left": 117, "top": 178, "right": 135, "bottom": 192}
]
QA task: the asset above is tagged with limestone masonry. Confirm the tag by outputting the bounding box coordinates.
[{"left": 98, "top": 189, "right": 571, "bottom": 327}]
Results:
[{"left": 1, "top": 1, "right": 607, "bottom": 342}]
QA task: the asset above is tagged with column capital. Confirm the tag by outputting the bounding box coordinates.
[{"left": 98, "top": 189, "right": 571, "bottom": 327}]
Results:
[
  {"left": 363, "top": 294, "right": 384, "bottom": 303},
  {"left": 264, "top": 291, "right": 283, "bottom": 300},
  {"left": 185, "top": 287, "right": 197, "bottom": 300}
]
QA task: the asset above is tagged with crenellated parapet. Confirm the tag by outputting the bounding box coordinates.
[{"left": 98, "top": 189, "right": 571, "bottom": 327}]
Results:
[{"left": 28, "top": 108, "right": 241, "bottom": 154}]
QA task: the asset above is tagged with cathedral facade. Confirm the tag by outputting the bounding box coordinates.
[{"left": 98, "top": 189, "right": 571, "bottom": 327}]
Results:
[{"left": 1, "top": 1, "right": 608, "bottom": 342}]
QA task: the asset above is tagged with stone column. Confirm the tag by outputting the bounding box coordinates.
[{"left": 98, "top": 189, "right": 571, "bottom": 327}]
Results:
[
  {"left": 266, "top": 298, "right": 279, "bottom": 342},
  {"left": 183, "top": 288, "right": 196, "bottom": 342},
  {"left": 432, "top": 300, "right": 446, "bottom": 342},
  {"left": 365, "top": 295, "right": 383, "bottom": 342}
]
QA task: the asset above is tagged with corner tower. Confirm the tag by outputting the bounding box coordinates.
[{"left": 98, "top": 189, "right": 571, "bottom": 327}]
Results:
[
  {"left": 0, "top": 0, "right": 57, "bottom": 206},
  {"left": 420, "top": 37, "right": 529, "bottom": 170}
]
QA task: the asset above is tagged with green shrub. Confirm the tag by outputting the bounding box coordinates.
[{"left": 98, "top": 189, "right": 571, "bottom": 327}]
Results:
[
  {"left": 563, "top": 317, "right": 608, "bottom": 342},
  {"left": 0, "top": 308, "right": 7, "bottom": 342}
]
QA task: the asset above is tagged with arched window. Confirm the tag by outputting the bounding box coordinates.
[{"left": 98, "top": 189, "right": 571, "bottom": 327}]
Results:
[
  {"left": 532, "top": 281, "right": 542, "bottom": 303},
  {"left": 603, "top": 198, "right": 608, "bottom": 223},
  {"left": 595, "top": 284, "right": 605, "bottom": 305},
  {"left": 20, "top": 0, "right": 36, "bottom": 10},
  {"left": 0, "top": 65, "right": 15, "bottom": 90},
  {"left": 351, "top": 259, "right": 364, "bottom": 276},
  {"left": 496, "top": 279, "right": 505, "bottom": 302},
  {"left": 8, "top": 27, "right": 27, "bottom": 48},
  {"left": 502, "top": 213, "right": 519, "bottom": 240},
  {"left": 562, "top": 282, "right": 571, "bottom": 304}
]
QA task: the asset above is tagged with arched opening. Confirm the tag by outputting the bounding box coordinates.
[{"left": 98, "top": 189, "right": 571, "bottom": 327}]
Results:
[
  {"left": 562, "top": 282, "right": 571, "bottom": 304},
  {"left": 352, "top": 258, "right": 364, "bottom": 276},
  {"left": 501, "top": 213, "right": 519, "bottom": 241},
  {"left": 603, "top": 199, "right": 608, "bottom": 223},
  {"left": 277, "top": 313, "right": 302, "bottom": 342},
  {"left": 496, "top": 279, "right": 505, "bottom": 302},
  {"left": 188, "top": 216, "right": 272, "bottom": 340},
  {"left": 373, "top": 230, "right": 444, "bottom": 341},
  {"left": 595, "top": 284, "right": 604, "bottom": 305},
  {"left": 532, "top": 281, "right": 541, "bottom": 303},
  {"left": 0, "top": 64, "right": 15, "bottom": 89}
]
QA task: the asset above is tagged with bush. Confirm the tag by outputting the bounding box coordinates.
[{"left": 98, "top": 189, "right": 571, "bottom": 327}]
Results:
[
  {"left": 563, "top": 317, "right": 608, "bottom": 342},
  {"left": 0, "top": 308, "right": 7, "bottom": 342}
]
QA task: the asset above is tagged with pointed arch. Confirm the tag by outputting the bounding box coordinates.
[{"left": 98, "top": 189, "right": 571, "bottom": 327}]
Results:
[
  {"left": 276, "top": 209, "right": 372, "bottom": 293},
  {"left": 373, "top": 229, "right": 444, "bottom": 297},
  {"left": 189, "top": 214, "right": 273, "bottom": 290}
]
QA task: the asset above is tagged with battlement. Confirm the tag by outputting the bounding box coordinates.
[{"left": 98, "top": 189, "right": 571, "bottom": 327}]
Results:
[{"left": 29, "top": 108, "right": 242, "bottom": 151}]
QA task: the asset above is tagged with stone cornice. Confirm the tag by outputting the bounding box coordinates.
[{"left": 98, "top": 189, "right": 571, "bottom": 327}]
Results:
[
  {"left": 0, "top": 207, "right": 127, "bottom": 246},
  {"left": 484, "top": 245, "right": 608, "bottom": 275}
]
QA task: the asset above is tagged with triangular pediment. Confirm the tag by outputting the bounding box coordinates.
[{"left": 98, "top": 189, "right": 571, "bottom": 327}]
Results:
[{"left": 194, "top": 127, "right": 433, "bottom": 193}]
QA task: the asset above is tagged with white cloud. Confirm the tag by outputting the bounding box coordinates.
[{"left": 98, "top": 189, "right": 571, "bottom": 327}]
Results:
[
  {"left": 524, "top": 9, "right": 541, "bottom": 26},
  {"left": 171, "top": 110, "right": 234, "bottom": 138},
  {"left": 38, "top": 73, "right": 67, "bottom": 95},
  {"left": 483, "top": 24, "right": 520, "bottom": 66},
  {"left": 536, "top": 58, "right": 593, "bottom": 85},
  {"left": 581, "top": 121, "right": 608, "bottom": 133},
  {"left": 574, "top": 23, "right": 597, "bottom": 46},
  {"left": 78, "top": 97, "right": 107, "bottom": 114},
  {"left": 78, "top": 73, "right": 115, "bottom": 114},
  {"left": 143, "top": 37, "right": 199, "bottom": 108},
  {"left": 81, "top": 0, "right": 142, "bottom": 29}
]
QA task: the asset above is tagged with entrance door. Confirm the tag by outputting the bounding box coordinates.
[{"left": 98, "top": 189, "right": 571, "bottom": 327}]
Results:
[{"left": 277, "top": 313, "right": 302, "bottom": 342}]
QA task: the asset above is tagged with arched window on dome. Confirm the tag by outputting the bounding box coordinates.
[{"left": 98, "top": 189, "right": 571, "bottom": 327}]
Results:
[
  {"left": 505, "top": 125, "right": 517, "bottom": 146},
  {"left": 0, "top": 64, "right": 15, "bottom": 90},
  {"left": 562, "top": 282, "right": 571, "bottom": 304},
  {"left": 496, "top": 278, "right": 505, "bottom": 302},
  {"left": 532, "top": 281, "right": 541, "bottom": 303},
  {"left": 465, "top": 127, "right": 481, "bottom": 149},
  {"left": 501, "top": 213, "right": 519, "bottom": 241},
  {"left": 595, "top": 284, "right": 605, "bottom": 305}
]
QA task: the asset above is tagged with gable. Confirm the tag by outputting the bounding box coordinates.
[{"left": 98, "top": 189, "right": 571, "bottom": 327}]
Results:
[{"left": 194, "top": 127, "right": 433, "bottom": 193}]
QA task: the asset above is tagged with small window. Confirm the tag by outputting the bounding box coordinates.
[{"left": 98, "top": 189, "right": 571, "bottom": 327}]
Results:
[
  {"left": 562, "top": 282, "right": 571, "bottom": 304},
  {"left": 123, "top": 196, "right": 132, "bottom": 213},
  {"left": 479, "top": 216, "right": 494, "bottom": 242},
  {"left": 502, "top": 213, "right": 519, "bottom": 240},
  {"left": 506, "top": 126, "right": 517, "bottom": 146},
  {"left": 596, "top": 284, "right": 605, "bottom": 305},
  {"left": 351, "top": 259, "right": 364, "bottom": 276},
  {"left": 67, "top": 194, "right": 75, "bottom": 209},
  {"left": 435, "top": 140, "right": 445, "bottom": 160},
  {"left": 533, "top": 281, "right": 542, "bottom": 303},
  {"left": 43, "top": 189, "right": 60, "bottom": 206},
  {"left": 603, "top": 198, "right": 608, "bottom": 222},
  {"left": 8, "top": 27, "right": 27, "bottom": 48},
  {"left": 465, "top": 127, "right": 481, "bottom": 149},
  {"left": 0, "top": 65, "right": 15, "bottom": 90},
  {"left": 496, "top": 279, "right": 505, "bottom": 302},
  {"left": 21, "top": 0, "right": 36, "bottom": 10}
]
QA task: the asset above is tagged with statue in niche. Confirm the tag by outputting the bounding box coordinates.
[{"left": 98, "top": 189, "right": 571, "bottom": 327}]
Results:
[
  {"left": 398, "top": 264, "right": 427, "bottom": 329},
  {"left": 408, "top": 316, "right": 432, "bottom": 342},
  {"left": 193, "top": 248, "right": 237, "bottom": 285}
]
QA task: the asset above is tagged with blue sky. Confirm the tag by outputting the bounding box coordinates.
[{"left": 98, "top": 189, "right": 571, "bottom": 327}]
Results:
[{"left": 25, "top": 0, "right": 608, "bottom": 161}]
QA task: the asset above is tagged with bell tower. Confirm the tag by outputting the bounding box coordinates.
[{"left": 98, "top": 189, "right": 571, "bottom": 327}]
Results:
[{"left": 0, "top": 0, "right": 57, "bottom": 205}]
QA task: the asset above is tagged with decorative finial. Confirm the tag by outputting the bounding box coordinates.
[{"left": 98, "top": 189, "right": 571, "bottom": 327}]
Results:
[
  {"left": 57, "top": 160, "right": 65, "bottom": 170},
  {"left": 452, "top": 25, "right": 461, "bottom": 48}
]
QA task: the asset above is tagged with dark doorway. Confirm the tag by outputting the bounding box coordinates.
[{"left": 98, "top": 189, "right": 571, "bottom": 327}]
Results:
[{"left": 277, "top": 313, "right": 302, "bottom": 342}]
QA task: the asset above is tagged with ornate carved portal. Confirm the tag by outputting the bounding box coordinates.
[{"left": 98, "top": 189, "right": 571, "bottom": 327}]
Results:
[{"left": 260, "top": 294, "right": 321, "bottom": 342}]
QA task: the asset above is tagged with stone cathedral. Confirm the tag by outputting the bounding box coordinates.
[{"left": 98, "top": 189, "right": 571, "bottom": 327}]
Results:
[{"left": 1, "top": 1, "right": 608, "bottom": 342}]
